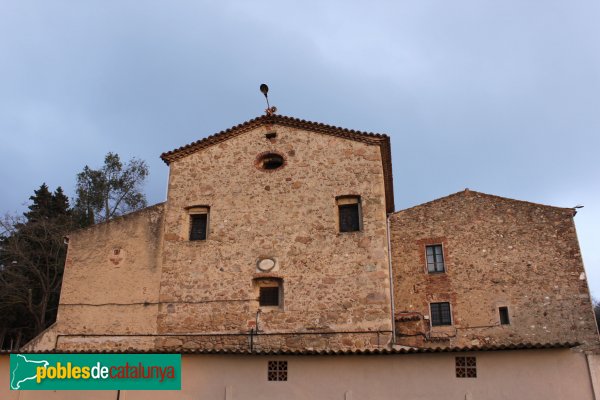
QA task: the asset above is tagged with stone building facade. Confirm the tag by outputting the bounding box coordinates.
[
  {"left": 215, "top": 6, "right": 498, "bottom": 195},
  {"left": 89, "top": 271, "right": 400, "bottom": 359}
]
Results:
[
  {"left": 391, "top": 190, "right": 599, "bottom": 349},
  {"left": 15, "top": 113, "right": 600, "bottom": 399},
  {"left": 27, "top": 115, "right": 398, "bottom": 352}
]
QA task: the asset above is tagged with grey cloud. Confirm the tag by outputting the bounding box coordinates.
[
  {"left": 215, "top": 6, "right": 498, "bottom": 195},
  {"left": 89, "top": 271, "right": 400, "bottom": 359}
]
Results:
[{"left": 1, "top": 0, "right": 599, "bottom": 294}]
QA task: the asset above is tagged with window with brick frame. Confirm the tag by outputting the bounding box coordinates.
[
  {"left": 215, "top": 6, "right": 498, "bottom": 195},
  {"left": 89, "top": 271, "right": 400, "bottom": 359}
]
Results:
[
  {"left": 430, "top": 302, "right": 452, "bottom": 326},
  {"left": 187, "top": 206, "right": 209, "bottom": 241},
  {"left": 256, "top": 152, "right": 285, "bottom": 171},
  {"left": 455, "top": 356, "right": 477, "bottom": 378},
  {"left": 260, "top": 286, "right": 280, "bottom": 307},
  {"left": 337, "top": 196, "right": 362, "bottom": 233},
  {"left": 426, "top": 244, "right": 445, "bottom": 273},
  {"left": 255, "top": 278, "right": 283, "bottom": 308}
]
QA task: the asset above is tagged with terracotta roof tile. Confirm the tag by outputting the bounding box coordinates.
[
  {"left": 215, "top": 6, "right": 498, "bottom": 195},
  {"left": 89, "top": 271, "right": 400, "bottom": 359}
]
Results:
[{"left": 2, "top": 342, "right": 579, "bottom": 355}]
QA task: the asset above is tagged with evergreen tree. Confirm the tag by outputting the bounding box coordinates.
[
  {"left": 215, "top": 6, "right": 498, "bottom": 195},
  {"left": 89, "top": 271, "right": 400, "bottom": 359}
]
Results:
[
  {"left": 24, "top": 183, "right": 53, "bottom": 221},
  {"left": 51, "top": 187, "right": 71, "bottom": 219},
  {"left": 0, "top": 153, "right": 149, "bottom": 348},
  {"left": 0, "top": 184, "right": 73, "bottom": 349}
]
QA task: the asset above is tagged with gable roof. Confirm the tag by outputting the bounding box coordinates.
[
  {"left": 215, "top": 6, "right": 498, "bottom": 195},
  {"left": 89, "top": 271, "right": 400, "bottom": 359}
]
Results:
[
  {"left": 160, "top": 114, "right": 395, "bottom": 213},
  {"left": 392, "top": 189, "right": 575, "bottom": 216}
]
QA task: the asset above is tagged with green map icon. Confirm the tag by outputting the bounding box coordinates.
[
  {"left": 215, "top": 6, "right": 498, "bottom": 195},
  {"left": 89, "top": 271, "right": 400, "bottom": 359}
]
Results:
[
  {"left": 9, "top": 353, "right": 181, "bottom": 390},
  {"left": 10, "top": 354, "right": 49, "bottom": 390}
]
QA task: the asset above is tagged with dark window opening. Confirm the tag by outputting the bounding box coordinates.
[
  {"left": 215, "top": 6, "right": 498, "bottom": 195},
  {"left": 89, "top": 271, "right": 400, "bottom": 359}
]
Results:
[
  {"left": 499, "top": 306, "right": 510, "bottom": 325},
  {"left": 430, "top": 302, "right": 452, "bottom": 326},
  {"left": 258, "top": 153, "right": 284, "bottom": 170},
  {"left": 426, "top": 244, "right": 445, "bottom": 273},
  {"left": 339, "top": 204, "right": 360, "bottom": 232},
  {"left": 260, "top": 286, "right": 280, "bottom": 307},
  {"left": 265, "top": 132, "right": 277, "bottom": 140},
  {"left": 268, "top": 361, "right": 287, "bottom": 381},
  {"left": 456, "top": 357, "right": 477, "bottom": 378},
  {"left": 189, "top": 214, "right": 208, "bottom": 241}
]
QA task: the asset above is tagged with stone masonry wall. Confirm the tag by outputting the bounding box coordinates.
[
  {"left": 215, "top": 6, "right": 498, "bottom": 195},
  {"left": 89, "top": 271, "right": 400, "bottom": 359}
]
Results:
[
  {"left": 389, "top": 189, "right": 599, "bottom": 349},
  {"left": 28, "top": 204, "right": 165, "bottom": 350},
  {"left": 159, "top": 123, "right": 393, "bottom": 351}
]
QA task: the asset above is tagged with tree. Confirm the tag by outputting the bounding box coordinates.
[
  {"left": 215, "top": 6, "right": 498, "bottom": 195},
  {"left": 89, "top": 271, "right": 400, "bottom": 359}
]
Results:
[
  {"left": 74, "top": 152, "right": 149, "bottom": 227},
  {"left": 0, "top": 154, "right": 149, "bottom": 349},
  {"left": 23, "top": 183, "right": 53, "bottom": 220},
  {"left": 0, "top": 184, "right": 72, "bottom": 349}
]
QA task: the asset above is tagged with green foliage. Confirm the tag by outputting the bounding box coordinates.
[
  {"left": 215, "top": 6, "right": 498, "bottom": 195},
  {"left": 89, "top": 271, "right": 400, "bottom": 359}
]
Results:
[
  {"left": 0, "top": 152, "right": 150, "bottom": 349},
  {"left": 23, "top": 183, "right": 53, "bottom": 221},
  {"left": 0, "top": 184, "right": 73, "bottom": 349},
  {"left": 74, "top": 152, "right": 148, "bottom": 227}
]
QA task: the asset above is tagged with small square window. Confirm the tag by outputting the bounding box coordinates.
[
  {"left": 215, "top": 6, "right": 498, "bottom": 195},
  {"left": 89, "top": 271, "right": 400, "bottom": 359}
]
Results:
[
  {"left": 499, "top": 306, "right": 510, "bottom": 325},
  {"left": 260, "top": 286, "right": 280, "bottom": 307},
  {"left": 337, "top": 196, "right": 362, "bottom": 233},
  {"left": 456, "top": 356, "right": 477, "bottom": 378},
  {"left": 430, "top": 302, "right": 452, "bottom": 326},
  {"left": 268, "top": 361, "right": 287, "bottom": 381},
  {"left": 426, "top": 244, "right": 445, "bottom": 273}
]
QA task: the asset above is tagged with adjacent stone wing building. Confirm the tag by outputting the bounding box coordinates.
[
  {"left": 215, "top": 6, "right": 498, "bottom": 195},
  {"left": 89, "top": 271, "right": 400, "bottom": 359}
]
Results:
[
  {"left": 391, "top": 190, "right": 599, "bottom": 349},
  {"left": 7, "top": 114, "right": 599, "bottom": 399}
]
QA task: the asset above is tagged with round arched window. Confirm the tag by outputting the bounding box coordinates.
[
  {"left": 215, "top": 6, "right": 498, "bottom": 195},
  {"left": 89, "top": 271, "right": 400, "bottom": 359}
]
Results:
[{"left": 256, "top": 153, "right": 285, "bottom": 171}]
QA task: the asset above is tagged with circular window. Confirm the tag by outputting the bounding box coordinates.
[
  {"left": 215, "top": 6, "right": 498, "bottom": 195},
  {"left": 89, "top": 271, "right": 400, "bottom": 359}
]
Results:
[{"left": 256, "top": 153, "right": 285, "bottom": 171}]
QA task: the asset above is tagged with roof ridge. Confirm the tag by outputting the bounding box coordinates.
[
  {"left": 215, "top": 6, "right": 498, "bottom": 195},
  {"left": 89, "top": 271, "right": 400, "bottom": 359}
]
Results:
[
  {"left": 392, "top": 189, "right": 574, "bottom": 215},
  {"left": 159, "top": 114, "right": 389, "bottom": 164}
]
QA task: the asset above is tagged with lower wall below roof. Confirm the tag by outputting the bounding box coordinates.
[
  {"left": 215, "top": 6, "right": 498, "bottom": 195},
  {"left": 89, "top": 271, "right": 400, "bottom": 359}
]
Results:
[{"left": 1, "top": 349, "right": 598, "bottom": 400}]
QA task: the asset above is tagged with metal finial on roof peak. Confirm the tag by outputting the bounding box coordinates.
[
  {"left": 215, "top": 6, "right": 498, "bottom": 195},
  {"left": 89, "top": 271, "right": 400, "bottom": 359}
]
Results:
[{"left": 260, "top": 83, "right": 277, "bottom": 116}]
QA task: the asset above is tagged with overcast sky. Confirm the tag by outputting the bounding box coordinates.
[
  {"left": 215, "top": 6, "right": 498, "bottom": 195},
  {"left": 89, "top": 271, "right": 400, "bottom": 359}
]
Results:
[{"left": 1, "top": 1, "right": 599, "bottom": 296}]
